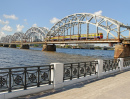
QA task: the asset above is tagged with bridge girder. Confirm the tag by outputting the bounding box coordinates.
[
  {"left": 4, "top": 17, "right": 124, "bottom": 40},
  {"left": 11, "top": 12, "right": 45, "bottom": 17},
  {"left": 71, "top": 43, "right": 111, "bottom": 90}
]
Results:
[
  {"left": 25, "top": 27, "right": 49, "bottom": 41},
  {"left": 2, "top": 35, "right": 13, "bottom": 43},
  {"left": 12, "top": 32, "right": 25, "bottom": 42},
  {"left": 48, "top": 13, "right": 130, "bottom": 40}
]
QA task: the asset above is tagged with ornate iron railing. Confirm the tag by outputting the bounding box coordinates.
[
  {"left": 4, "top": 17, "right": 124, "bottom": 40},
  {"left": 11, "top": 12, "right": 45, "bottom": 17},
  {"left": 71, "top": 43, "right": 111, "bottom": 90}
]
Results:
[
  {"left": 103, "top": 59, "right": 119, "bottom": 72},
  {"left": 0, "top": 65, "right": 53, "bottom": 92},
  {"left": 123, "top": 57, "right": 130, "bottom": 67},
  {"left": 63, "top": 61, "right": 98, "bottom": 81}
]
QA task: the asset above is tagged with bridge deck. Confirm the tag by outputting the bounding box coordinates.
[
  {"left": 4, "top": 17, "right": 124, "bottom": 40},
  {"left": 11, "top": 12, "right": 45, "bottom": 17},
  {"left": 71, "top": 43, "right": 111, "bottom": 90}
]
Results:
[{"left": 0, "top": 39, "right": 121, "bottom": 45}]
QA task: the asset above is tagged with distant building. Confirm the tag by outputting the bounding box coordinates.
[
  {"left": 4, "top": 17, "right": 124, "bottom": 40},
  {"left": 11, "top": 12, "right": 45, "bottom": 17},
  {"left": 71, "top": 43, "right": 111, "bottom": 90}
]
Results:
[{"left": 60, "top": 44, "right": 66, "bottom": 47}]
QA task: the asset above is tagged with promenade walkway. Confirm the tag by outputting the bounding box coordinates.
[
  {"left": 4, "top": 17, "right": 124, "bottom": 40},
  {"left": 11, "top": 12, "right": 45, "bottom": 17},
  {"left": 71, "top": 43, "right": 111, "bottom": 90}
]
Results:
[{"left": 15, "top": 69, "right": 130, "bottom": 99}]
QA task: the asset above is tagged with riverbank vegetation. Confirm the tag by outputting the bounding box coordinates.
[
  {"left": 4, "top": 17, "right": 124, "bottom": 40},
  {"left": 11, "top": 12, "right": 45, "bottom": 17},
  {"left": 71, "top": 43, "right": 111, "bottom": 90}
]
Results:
[
  {"left": 56, "top": 45, "right": 114, "bottom": 50},
  {"left": 16, "top": 45, "right": 20, "bottom": 47}
]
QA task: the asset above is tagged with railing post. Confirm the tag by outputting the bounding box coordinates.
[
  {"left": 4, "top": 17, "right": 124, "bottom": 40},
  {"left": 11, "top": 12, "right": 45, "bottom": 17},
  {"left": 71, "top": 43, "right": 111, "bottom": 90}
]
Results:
[
  {"left": 37, "top": 67, "right": 40, "bottom": 87},
  {"left": 70, "top": 64, "right": 72, "bottom": 80},
  {"left": 50, "top": 63, "right": 64, "bottom": 89},
  {"left": 84, "top": 62, "right": 86, "bottom": 77},
  {"left": 24, "top": 67, "right": 27, "bottom": 90},
  {"left": 96, "top": 59, "right": 103, "bottom": 78},
  {"left": 78, "top": 63, "right": 80, "bottom": 78},
  {"left": 8, "top": 68, "right": 12, "bottom": 92},
  {"left": 118, "top": 58, "right": 124, "bottom": 71},
  {"left": 49, "top": 65, "right": 53, "bottom": 85}
]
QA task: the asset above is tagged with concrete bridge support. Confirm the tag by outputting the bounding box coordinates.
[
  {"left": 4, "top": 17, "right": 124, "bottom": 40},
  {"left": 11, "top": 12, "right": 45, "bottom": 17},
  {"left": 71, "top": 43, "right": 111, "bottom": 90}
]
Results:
[
  {"left": 0, "top": 44, "right": 3, "bottom": 47},
  {"left": 42, "top": 44, "right": 56, "bottom": 51},
  {"left": 3, "top": 44, "right": 9, "bottom": 47},
  {"left": 20, "top": 44, "right": 29, "bottom": 49},
  {"left": 114, "top": 44, "right": 130, "bottom": 58},
  {"left": 9, "top": 44, "right": 16, "bottom": 48}
]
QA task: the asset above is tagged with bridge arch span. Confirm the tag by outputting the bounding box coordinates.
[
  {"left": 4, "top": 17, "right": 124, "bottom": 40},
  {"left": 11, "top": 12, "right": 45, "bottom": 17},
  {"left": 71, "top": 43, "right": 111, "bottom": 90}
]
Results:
[
  {"left": 3, "top": 35, "right": 13, "bottom": 43},
  {"left": 12, "top": 32, "right": 25, "bottom": 42},
  {"left": 48, "top": 13, "right": 130, "bottom": 40},
  {"left": 0, "top": 37, "right": 6, "bottom": 43},
  {"left": 25, "top": 27, "right": 49, "bottom": 42}
]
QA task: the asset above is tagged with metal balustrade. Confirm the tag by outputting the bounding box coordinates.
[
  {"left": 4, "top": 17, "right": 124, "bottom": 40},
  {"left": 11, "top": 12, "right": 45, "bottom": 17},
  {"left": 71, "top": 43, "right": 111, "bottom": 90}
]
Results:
[
  {"left": 63, "top": 61, "right": 98, "bottom": 81},
  {"left": 0, "top": 65, "right": 53, "bottom": 92},
  {"left": 1, "top": 58, "right": 130, "bottom": 94},
  {"left": 103, "top": 59, "right": 120, "bottom": 72},
  {"left": 123, "top": 57, "right": 130, "bottom": 67}
]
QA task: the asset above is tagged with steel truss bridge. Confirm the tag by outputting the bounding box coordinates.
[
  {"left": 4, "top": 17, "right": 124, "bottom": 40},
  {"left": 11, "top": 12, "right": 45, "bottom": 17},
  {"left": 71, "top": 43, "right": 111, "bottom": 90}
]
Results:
[{"left": 1, "top": 13, "right": 130, "bottom": 45}]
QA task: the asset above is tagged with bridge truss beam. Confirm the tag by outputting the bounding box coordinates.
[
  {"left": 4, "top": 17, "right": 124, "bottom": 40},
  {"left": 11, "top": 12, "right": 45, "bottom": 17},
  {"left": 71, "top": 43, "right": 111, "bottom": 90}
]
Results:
[{"left": 48, "top": 13, "right": 130, "bottom": 41}]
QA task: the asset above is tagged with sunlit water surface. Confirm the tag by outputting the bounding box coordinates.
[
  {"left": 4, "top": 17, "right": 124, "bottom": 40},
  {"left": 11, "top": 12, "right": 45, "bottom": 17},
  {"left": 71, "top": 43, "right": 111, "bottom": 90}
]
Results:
[{"left": 0, "top": 47, "right": 114, "bottom": 68}]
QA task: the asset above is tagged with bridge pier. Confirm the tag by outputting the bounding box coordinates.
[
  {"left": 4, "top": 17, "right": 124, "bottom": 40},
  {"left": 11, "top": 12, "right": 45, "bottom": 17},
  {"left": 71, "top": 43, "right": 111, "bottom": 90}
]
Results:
[
  {"left": 42, "top": 44, "right": 56, "bottom": 51},
  {"left": 3, "top": 44, "right": 9, "bottom": 47},
  {"left": 20, "top": 44, "right": 29, "bottom": 49},
  {"left": 9, "top": 44, "right": 16, "bottom": 48},
  {"left": 0, "top": 44, "right": 3, "bottom": 47},
  {"left": 114, "top": 44, "right": 130, "bottom": 58}
]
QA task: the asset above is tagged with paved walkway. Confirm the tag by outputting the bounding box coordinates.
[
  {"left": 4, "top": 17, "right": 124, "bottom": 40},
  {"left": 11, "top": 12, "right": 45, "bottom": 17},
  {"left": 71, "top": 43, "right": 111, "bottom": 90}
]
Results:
[{"left": 15, "top": 70, "right": 130, "bottom": 99}]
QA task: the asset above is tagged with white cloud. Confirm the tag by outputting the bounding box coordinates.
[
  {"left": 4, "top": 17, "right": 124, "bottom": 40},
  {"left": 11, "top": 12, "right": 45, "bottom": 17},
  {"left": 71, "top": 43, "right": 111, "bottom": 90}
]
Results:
[
  {"left": 2, "top": 25, "right": 13, "bottom": 32},
  {"left": 94, "top": 10, "right": 102, "bottom": 16},
  {"left": 24, "top": 19, "right": 27, "bottom": 22},
  {"left": 3, "top": 14, "right": 18, "bottom": 20},
  {"left": 0, "top": 31, "right": 6, "bottom": 39},
  {"left": 32, "top": 23, "right": 37, "bottom": 27},
  {"left": 0, "top": 19, "right": 9, "bottom": 25},
  {"left": 50, "top": 17, "right": 60, "bottom": 24},
  {"left": 16, "top": 24, "right": 24, "bottom": 32}
]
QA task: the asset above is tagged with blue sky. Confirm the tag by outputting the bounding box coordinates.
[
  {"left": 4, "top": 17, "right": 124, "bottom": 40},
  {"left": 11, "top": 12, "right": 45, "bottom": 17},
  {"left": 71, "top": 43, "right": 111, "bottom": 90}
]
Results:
[{"left": 0, "top": 0, "right": 130, "bottom": 38}]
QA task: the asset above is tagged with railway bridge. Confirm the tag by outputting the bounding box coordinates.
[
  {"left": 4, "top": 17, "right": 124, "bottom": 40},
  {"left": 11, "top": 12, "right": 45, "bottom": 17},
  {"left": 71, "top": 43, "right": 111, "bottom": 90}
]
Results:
[{"left": 1, "top": 13, "right": 130, "bottom": 58}]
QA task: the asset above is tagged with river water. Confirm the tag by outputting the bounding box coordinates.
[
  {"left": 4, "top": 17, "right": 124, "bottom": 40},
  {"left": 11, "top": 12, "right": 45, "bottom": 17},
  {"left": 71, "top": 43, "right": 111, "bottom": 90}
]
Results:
[{"left": 0, "top": 47, "right": 114, "bottom": 68}]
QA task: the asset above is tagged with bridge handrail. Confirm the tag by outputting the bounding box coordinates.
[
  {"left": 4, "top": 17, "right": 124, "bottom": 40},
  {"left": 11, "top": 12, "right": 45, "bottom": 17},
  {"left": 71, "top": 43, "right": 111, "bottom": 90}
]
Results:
[
  {"left": 63, "top": 61, "right": 98, "bottom": 81},
  {"left": 0, "top": 64, "right": 54, "bottom": 92}
]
